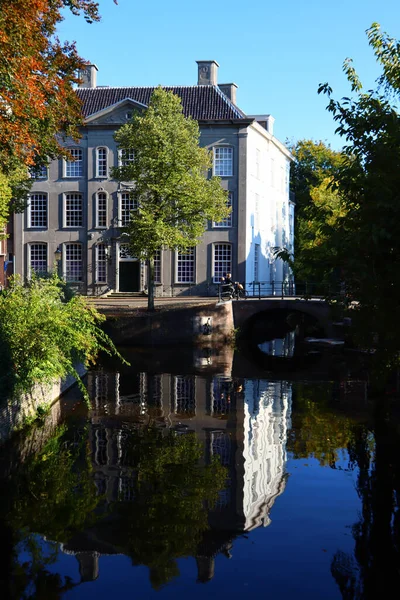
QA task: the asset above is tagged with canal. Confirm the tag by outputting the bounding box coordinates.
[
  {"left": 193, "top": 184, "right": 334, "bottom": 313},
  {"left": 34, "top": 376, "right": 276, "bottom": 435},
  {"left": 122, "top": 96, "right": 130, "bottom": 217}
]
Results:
[{"left": 1, "top": 341, "right": 399, "bottom": 599}]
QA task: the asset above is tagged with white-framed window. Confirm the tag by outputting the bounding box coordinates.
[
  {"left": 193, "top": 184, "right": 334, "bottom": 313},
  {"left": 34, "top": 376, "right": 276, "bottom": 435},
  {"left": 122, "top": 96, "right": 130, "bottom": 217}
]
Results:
[
  {"left": 173, "top": 375, "right": 196, "bottom": 416},
  {"left": 64, "top": 148, "right": 83, "bottom": 177},
  {"left": 96, "top": 147, "right": 108, "bottom": 178},
  {"left": 96, "top": 243, "right": 107, "bottom": 283},
  {"left": 213, "top": 146, "right": 233, "bottom": 177},
  {"left": 213, "top": 192, "right": 232, "bottom": 228},
  {"left": 154, "top": 249, "right": 161, "bottom": 284},
  {"left": 118, "top": 148, "right": 135, "bottom": 167},
  {"left": 29, "top": 243, "right": 47, "bottom": 276},
  {"left": 65, "top": 193, "right": 83, "bottom": 227},
  {"left": 65, "top": 243, "right": 83, "bottom": 282},
  {"left": 29, "top": 164, "right": 48, "bottom": 179},
  {"left": 254, "top": 243, "right": 260, "bottom": 282},
  {"left": 96, "top": 192, "right": 107, "bottom": 228},
  {"left": 28, "top": 193, "right": 47, "bottom": 228},
  {"left": 119, "top": 191, "right": 137, "bottom": 226},
  {"left": 176, "top": 248, "right": 195, "bottom": 283},
  {"left": 213, "top": 243, "right": 232, "bottom": 283}
]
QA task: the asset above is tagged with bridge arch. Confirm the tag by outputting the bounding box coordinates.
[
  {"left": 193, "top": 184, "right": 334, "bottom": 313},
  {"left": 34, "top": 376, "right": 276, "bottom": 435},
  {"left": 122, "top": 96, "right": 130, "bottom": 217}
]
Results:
[{"left": 232, "top": 299, "right": 334, "bottom": 340}]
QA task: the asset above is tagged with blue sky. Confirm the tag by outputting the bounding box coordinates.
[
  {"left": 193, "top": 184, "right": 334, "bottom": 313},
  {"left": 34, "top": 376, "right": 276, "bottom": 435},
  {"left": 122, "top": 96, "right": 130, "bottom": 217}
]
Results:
[{"left": 58, "top": 0, "right": 399, "bottom": 149}]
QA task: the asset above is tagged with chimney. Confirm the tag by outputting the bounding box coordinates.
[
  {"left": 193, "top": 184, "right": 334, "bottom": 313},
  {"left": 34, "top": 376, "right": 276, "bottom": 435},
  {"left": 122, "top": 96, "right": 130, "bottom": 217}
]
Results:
[
  {"left": 249, "top": 114, "right": 275, "bottom": 136},
  {"left": 78, "top": 64, "right": 98, "bottom": 89},
  {"left": 219, "top": 83, "right": 238, "bottom": 105},
  {"left": 196, "top": 60, "right": 219, "bottom": 86},
  {"left": 265, "top": 115, "right": 275, "bottom": 136}
]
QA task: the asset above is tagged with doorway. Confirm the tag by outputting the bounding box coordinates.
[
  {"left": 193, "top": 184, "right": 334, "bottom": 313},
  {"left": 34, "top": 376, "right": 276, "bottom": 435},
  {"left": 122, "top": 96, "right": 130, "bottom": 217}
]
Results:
[{"left": 119, "top": 261, "right": 140, "bottom": 292}]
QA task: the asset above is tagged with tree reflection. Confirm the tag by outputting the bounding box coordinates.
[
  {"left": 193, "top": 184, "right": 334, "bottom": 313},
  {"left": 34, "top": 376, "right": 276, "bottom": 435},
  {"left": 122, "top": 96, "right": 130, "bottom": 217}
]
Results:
[
  {"left": 287, "top": 383, "right": 358, "bottom": 467},
  {"left": 109, "top": 427, "right": 227, "bottom": 590},
  {"left": 331, "top": 405, "right": 400, "bottom": 598}
]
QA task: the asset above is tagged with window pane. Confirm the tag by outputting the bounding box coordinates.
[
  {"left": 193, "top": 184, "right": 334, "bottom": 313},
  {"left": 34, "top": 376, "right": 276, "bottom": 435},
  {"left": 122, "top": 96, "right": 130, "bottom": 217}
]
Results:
[
  {"left": 214, "top": 243, "right": 231, "bottom": 283},
  {"left": 96, "top": 192, "right": 107, "bottom": 228},
  {"left": 154, "top": 249, "right": 161, "bottom": 284},
  {"left": 65, "top": 148, "right": 83, "bottom": 177},
  {"left": 214, "top": 147, "right": 233, "bottom": 177},
  {"left": 177, "top": 248, "right": 195, "bottom": 283},
  {"left": 28, "top": 193, "right": 47, "bottom": 228},
  {"left": 96, "top": 243, "right": 107, "bottom": 282},
  {"left": 120, "top": 192, "right": 137, "bottom": 226},
  {"left": 119, "top": 148, "right": 135, "bottom": 167},
  {"left": 97, "top": 147, "right": 107, "bottom": 178},
  {"left": 213, "top": 192, "right": 232, "bottom": 227},
  {"left": 30, "top": 243, "right": 47, "bottom": 275},
  {"left": 65, "top": 193, "right": 83, "bottom": 227},
  {"left": 65, "top": 243, "right": 82, "bottom": 282},
  {"left": 29, "top": 165, "right": 47, "bottom": 179}
]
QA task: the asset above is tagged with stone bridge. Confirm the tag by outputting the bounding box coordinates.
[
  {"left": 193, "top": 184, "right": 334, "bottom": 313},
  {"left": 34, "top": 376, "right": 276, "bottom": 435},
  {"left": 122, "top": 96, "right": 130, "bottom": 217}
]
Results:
[{"left": 232, "top": 298, "right": 334, "bottom": 338}]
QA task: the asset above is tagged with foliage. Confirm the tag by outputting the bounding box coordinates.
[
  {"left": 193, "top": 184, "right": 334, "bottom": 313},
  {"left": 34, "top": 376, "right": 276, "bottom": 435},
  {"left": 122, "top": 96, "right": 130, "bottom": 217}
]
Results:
[
  {"left": 288, "top": 383, "right": 358, "bottom": 466},
  {"left": 0, "top": 274, "right": 126, "bottom": 401},
  {"left": 113, "top": 427, "right": 227, "bottom": 589},
  {"left": 315, "top": 23, "right": 400, "bottom": 362},
  {"left": 286, "top": 140, "right": 346, "bottom": 286},
  {"left": 112, "top": 87, "right": 230, "bottom": 310}
]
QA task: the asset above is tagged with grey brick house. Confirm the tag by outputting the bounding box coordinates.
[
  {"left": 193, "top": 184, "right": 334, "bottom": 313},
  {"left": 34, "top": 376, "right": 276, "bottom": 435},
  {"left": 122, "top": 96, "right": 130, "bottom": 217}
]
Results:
[{"left": 14, "top": 61, "right": 294, "bottom": 296}]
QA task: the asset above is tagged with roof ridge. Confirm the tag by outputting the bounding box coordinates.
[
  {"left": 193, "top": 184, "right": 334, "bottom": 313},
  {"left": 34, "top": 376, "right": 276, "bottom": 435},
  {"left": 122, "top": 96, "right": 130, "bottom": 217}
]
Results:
[{"left": 77, "top": 85, "right": 218, "bottom": 91}]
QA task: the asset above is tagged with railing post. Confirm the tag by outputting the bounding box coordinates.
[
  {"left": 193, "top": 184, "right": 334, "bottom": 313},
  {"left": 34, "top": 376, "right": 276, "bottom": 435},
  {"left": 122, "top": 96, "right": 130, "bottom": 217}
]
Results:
[
  {"left": 281, "top": 281, "right": 284, "bottom": 299},
  {"left": 258, "top": 282, "right": 261, "bottom": 300}
]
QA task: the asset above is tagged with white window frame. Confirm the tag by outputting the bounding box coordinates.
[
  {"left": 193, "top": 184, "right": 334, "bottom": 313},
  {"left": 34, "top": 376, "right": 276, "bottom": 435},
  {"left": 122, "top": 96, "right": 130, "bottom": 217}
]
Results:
[
  {"left": 213, "top": 243, "right": 232, "bottom": 283},
  {"left": 27, "top": 193, "right": 48, "bottom": 229},
  {"left": 119, "top": 191, "right": 137, "bottom": 226},
  {"left": 95, "top": 191, "right": 108, "bottom": 229},
  {"left": 154, "top": 249, "right": 162, "bottom": 284},
  {"left": 175, "top": 248, "right": 195, "bottom": 284},
  {"left": 64, "top": 192, "right": 83, "bottom": 228},
  {"left": 118, "top": 148, "right": 135, "bottom": 167},
  {"left": 28, "top": 243, "right": 48, "bottom": 277},
  {"left": 29, "top": 164, "right": 48, "bottom": 180},
  {"left": 213, "top": 192, "right": 232, "bottom": 228},
  {"left": 95, "top": 243, "right": 107, "bottom": 283},
  {"left": 213, "top": 146, "right": 233, "bottom": 177},
  {"left": 96, "top": 147, "right": 108, "bottom": 179},
  {"left": 64, "top": 148, "right": 83, "bottom": 178},
  {"left": 64, "top": 243, "right": 83, "bottom": 282}
]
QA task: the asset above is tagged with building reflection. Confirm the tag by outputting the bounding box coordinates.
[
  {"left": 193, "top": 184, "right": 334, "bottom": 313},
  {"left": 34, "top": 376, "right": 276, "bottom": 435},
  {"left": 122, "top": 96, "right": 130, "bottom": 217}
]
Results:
[{"left": 63, "top": 368, "right": 292, "bottom": 585}]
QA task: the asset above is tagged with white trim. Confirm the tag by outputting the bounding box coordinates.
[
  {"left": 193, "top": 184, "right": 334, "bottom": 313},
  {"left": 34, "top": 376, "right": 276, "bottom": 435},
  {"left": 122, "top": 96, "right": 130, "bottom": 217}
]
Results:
[
  {"left": 212, "top": 242, "right": 232, "bottom": 283},
  {"left": 95, "top": 243, "right": 107, "bottom": 283},
  {"left": 63, "top": 147, "right": 83, "bottom": 178},
  {"left": 63, "top": 192, "right": 84, "bottom": 228},
  {"left": 27, "top": 192, "right": 48, "bottom": 229},
  {"left": 85, "top": 98, "right": 147, "bottom": 123},
  {"left": 95, "top": 190, "right": 108, "bottom": 229},
  {"left": 213, "top": 145, "right": 233, "bottom": 177},
  {"left": 27, "top": 242, "right": 48, "bottom": 278},
  {"left": 175, "top": 248, "right": 196, "bottom": 284},
  {"left": 95, "top": 146, "right": 108, "bottom": 179}
]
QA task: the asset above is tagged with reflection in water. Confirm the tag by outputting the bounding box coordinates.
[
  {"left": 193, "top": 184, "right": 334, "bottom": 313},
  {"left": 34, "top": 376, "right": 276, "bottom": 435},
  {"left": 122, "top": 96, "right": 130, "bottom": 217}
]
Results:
[
  {"left": 3, "top": 348, "right": 400, "bottom": 598},
  {"left": 258, "top": 331, "right": 296, "bottom": 358}
]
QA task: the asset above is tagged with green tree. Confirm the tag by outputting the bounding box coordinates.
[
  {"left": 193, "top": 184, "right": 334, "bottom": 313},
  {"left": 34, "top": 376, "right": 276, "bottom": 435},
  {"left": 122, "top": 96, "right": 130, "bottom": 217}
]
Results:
[
  {"left": 112, "top": 87, "right": 230, "bottom": 310},
  {"left": 318, "top": 23, "right": 400, "bottom": 361},
  {"left": 287, "top": 140, "right": 346, "bottom": 287}
]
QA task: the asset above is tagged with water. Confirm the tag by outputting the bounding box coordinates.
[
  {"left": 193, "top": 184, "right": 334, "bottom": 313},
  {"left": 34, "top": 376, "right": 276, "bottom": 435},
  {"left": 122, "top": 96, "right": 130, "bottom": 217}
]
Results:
[{"left": 1, "top": 344, "right": 399, "bottom": 599}]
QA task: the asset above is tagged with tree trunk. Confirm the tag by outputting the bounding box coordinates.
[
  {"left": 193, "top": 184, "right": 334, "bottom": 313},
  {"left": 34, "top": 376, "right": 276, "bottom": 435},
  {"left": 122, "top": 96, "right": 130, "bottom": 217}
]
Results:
[{"left": 147, "top": 257, "right": 155, "bottom": 311}]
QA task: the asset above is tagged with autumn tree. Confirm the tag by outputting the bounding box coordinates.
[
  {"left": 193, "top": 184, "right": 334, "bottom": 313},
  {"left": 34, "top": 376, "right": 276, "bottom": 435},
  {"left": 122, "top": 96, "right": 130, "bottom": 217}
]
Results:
[{"left": 113, "top": 87, "right": 230, "bottom": 310}]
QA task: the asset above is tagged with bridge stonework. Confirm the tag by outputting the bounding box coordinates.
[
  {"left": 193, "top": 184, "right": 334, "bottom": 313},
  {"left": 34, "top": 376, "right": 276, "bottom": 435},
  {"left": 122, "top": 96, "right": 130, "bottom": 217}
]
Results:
[{"left": 232, "top": 298, "right": 334, "bottom": 338}]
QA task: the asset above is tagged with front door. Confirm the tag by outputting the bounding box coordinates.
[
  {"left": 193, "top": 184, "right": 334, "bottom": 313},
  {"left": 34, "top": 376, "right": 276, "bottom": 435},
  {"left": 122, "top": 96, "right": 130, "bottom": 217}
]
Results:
[{"left": 119, "top": 261, "right": 140, "bottom": 292}]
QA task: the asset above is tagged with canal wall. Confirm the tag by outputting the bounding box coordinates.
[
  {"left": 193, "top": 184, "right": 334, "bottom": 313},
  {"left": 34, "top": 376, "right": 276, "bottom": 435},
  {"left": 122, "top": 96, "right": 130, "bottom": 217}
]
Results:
[
  {"left": 101, "top": 300, "right": 235, "bottom": 346},
  {"left": 0, "top": 364, "right": 86, "bottom": 446}
]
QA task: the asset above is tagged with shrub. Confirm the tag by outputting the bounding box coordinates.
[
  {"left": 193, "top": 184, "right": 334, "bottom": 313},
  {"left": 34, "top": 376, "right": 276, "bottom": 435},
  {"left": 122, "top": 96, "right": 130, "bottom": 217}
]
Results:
[{"left": 0, "top": 274, "right": 126, "bottom": 402}]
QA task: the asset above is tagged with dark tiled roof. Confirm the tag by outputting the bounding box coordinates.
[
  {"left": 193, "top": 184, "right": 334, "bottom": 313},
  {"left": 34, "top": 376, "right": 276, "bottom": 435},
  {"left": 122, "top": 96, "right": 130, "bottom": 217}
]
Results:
[{"left": 76, "top": 85, "right": 246, "bottom": 121}]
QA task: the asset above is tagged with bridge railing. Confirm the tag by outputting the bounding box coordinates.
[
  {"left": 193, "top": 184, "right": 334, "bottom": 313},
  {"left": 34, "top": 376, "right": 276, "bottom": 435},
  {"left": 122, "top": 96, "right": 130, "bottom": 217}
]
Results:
[{"left": 218, "top": 281, "right": 340, "bottom": 301}]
